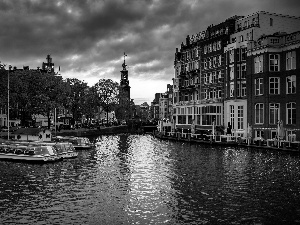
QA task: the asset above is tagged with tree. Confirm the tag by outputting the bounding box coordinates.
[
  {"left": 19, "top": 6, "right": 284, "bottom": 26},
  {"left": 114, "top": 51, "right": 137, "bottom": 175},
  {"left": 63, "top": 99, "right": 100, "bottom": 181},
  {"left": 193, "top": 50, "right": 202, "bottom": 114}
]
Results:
[
  {"left": 81, "top": 86, "right": 99, "bottom": 123},
  {"left": 64, "top": 78, "right": 88, "bottom": 123},
  {"left": 93, "top": 79, "right": 119, "bottom": 125},
  {"left": 9, "top": 70, "right": 65, "bottom": 128}
]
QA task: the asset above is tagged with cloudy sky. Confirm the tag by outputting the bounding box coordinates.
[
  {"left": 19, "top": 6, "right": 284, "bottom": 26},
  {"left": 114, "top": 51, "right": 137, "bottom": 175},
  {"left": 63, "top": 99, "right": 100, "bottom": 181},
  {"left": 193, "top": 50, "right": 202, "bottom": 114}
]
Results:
[{"left": 1, "top": 0, "right": 300, "bottom": 104}]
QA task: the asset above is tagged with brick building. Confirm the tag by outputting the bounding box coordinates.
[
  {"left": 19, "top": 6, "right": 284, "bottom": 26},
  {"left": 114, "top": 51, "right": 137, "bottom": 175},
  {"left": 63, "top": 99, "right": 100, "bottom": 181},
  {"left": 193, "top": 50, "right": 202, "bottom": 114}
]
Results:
[
  {"left": 247, "top": 31, "right": 300, "bottom": 141},
  {"left": 171, "top": 11, "right": 300, "bottom": 138},
  {"left": 223, "top": 11, "right": 300, "bottom": 138}
]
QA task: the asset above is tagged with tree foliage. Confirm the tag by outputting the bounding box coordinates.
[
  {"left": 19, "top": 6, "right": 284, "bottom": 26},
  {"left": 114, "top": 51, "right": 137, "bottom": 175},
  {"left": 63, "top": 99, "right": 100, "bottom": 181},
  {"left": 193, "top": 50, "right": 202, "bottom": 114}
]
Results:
[
  {"left": 64, "top": 78, "right": 89, "bottom": 122},
  {"left": 93, "top": 79, "right": 119, "bottom": 115},
  {"left": 0, "top": 63, "right": 121, "bottom": 127}
]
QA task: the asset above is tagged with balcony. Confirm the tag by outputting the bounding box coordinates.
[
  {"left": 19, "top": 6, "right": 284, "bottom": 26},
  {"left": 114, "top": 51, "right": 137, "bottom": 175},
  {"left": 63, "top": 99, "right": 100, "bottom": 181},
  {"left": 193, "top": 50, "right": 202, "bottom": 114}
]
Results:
[{"left": 186, "top": 84, "right": 196, "bottom": 90}]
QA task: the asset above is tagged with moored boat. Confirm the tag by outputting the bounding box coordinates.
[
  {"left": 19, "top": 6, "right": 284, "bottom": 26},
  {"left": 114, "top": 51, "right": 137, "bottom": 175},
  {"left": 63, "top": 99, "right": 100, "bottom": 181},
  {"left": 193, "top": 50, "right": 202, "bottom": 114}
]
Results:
[
  {"left": 64, "top": 137, "right": 94, "bottom": 150},
  {"left": 0, "top": 144, "right": 61, "bottom": 162},
  {"left": 53, "top": 142, "right": 78, "bottom": 159}
]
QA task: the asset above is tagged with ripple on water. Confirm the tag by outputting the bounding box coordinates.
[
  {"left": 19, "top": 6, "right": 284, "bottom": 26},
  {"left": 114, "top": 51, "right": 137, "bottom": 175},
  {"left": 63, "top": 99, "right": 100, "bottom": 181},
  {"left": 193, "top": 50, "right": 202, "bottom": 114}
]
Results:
[{"left": 1, "top": 135, "right": 300, "bottom": 224}]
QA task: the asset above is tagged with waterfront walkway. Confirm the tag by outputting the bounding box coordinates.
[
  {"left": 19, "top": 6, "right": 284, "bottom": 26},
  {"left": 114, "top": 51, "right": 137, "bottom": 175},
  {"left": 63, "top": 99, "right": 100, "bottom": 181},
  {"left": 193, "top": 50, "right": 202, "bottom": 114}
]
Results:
[{"left": 154, "top": 131, "right": 300, "bottom": 154}]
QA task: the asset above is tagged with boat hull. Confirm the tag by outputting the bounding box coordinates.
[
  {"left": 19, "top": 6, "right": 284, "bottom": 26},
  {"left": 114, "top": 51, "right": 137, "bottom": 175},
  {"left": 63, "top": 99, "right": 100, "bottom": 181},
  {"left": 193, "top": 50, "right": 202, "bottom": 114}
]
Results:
[{"left": 0, "top": 153, "right": 60, "bottom": 163}]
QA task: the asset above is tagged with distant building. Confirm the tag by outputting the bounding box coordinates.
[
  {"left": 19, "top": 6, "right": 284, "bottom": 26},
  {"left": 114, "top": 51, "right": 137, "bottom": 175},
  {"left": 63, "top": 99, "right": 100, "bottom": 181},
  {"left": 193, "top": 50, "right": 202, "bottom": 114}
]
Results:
[
  {"left": 116, "top": 53, "right": 131, "bottom": 121},
  {"left": 150, "top": 93, "right": 161, "bottom": 120},
  {"left": 42, "top": 54, "right": 55, "bottom": 73}
]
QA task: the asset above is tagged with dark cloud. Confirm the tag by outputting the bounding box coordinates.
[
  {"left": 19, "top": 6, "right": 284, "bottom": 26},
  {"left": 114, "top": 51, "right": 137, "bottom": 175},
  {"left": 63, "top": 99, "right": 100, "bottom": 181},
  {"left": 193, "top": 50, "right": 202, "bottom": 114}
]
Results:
[{"left": 0, "top": 0, "right": 299, "bottom": 104}]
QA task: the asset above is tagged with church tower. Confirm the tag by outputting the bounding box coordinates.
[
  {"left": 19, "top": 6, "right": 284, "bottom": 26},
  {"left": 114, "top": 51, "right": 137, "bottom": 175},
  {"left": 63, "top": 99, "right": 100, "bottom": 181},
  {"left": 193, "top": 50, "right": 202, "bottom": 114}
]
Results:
[{"left": 116, "top": 52, "right": 131, "bottom": 121}]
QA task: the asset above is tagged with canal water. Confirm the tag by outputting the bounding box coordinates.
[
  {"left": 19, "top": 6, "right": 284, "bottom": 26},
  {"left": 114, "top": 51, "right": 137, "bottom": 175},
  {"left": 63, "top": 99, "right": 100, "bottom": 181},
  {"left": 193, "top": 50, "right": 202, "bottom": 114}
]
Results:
[{"left": 0, "top": 134, "right": 300, "bottom": 225}]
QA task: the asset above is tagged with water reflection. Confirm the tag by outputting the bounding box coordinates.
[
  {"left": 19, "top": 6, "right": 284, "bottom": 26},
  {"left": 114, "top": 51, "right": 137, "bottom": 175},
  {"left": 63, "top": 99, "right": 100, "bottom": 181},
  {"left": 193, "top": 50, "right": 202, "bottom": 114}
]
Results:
[{"left": 0, "top": 134, "right": 300, "bottom": 224}]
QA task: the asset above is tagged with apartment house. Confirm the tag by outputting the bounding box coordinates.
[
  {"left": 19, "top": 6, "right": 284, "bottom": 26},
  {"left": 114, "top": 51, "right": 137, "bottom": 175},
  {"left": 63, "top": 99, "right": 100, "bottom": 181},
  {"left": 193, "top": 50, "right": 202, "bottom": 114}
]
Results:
[
  {"left": 150, "top": 93, "right": 161, "bottom": 120},
  {"left": 247, "top": 31, "right": 300, "bottom": 141},
  {"left": 173, "top": 16, "right": 236, "bottom": 131},
  {"left": 224, "top": 11, "right": 300, "bottom": 138}
]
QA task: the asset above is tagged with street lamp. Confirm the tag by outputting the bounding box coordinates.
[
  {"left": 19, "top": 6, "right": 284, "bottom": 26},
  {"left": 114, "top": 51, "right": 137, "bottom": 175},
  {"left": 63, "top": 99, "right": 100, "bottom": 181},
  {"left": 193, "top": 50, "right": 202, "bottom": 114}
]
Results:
[{"left": 7, "top": 65, "right": 12, "bottom": 140}]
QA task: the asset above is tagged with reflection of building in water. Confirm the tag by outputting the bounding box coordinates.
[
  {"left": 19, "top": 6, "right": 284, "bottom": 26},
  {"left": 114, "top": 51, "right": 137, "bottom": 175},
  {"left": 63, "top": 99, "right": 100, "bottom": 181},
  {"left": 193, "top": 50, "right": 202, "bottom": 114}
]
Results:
[{"left": 117, "top": 134, "right": 131, "bottom": 175}]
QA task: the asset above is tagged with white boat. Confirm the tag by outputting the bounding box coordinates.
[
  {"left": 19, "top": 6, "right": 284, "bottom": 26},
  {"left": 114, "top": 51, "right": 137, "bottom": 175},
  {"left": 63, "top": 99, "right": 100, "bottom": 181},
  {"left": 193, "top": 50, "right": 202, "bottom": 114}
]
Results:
[
  {"left": 65, "top": 137, "right": 94, "bottom": 150},
  {"left": 30, "top": 141, "right": 78, "bottom": 159},
  {"left": 53, "top": 142, "right": 78, "bottom": 159},
  {"left": 0, "top": 144, "right": 61, "bottom": 162}
]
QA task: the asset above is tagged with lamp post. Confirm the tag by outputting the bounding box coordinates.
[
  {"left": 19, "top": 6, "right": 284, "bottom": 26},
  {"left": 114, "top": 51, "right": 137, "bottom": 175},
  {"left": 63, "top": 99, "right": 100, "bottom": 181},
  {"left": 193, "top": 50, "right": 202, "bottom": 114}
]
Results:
[{"left": 7, "top": 65, "right": 12, "bottom": 140}]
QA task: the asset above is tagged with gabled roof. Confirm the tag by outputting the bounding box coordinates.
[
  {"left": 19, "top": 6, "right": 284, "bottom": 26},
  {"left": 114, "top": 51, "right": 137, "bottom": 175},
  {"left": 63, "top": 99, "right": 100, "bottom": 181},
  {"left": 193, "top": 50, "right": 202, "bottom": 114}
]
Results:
[{"left": 14, "top": 128, "right": 50, "bottom": 135}]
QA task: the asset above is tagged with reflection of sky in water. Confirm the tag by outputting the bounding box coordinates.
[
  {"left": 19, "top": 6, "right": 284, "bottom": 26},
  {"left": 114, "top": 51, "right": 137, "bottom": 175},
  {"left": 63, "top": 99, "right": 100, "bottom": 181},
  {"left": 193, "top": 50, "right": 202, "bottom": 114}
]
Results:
[{"left": 0, "top": 135, "right": 300, "bottom": 224}]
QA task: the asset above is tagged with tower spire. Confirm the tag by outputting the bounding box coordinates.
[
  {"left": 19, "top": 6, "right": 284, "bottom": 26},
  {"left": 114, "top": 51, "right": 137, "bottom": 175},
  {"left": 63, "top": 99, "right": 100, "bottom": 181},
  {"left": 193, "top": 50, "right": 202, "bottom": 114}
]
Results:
[{"left": 122, "top": 52, "right": 127, "bottom": 70}]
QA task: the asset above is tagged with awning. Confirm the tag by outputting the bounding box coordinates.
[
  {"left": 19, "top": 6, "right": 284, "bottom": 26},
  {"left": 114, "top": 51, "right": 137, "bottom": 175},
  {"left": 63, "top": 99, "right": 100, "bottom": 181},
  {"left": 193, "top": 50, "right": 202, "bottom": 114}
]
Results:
[{"left": 176, "top": 124, "right": 191, "bottom": 129}]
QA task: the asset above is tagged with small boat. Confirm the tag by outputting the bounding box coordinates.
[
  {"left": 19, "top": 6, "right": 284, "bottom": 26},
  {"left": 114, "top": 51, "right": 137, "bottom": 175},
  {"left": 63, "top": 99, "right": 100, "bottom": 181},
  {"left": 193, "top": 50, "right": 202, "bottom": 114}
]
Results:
[
  {"left": 0, "top": 144, "right": 61, "bottom": 162},
  {"left": 67, "top": 137, "right": 94, "bottom": 150},
  {"left": 29, "top": 141, "right": 78, "bottom": 159},
  {"left": 53, "top": 142, "right": 78, "bottom": 159}
]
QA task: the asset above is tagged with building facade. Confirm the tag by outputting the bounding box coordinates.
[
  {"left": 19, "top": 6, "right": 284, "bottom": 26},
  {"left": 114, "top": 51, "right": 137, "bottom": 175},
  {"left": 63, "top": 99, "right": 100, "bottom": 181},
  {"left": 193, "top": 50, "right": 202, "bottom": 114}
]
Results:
[
  {"left": 173, "top": 16, "right": 237, "bottom": 131},
  {"left": 223, "top": 11, "right": 300, "bottom": 138},
  {"left": 247, "top": 31, "right": 300, "bottom": 141},
  {"left": 172, "top": 11, "right": 300, "bottom": 139}
]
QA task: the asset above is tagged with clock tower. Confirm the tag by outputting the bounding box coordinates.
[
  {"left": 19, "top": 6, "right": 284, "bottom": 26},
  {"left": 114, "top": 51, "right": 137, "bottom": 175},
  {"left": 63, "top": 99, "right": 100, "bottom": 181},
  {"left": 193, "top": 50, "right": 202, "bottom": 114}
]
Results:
[{"left": 116, "top": 52, "right": 131, "bottom": 121}]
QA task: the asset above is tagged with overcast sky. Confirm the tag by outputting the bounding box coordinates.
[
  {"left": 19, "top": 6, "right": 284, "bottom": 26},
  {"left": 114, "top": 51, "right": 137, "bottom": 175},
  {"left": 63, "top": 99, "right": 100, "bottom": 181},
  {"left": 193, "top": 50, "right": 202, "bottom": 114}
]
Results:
[{"left": 1, "top": 0, "right": 300, "bottom": 104}]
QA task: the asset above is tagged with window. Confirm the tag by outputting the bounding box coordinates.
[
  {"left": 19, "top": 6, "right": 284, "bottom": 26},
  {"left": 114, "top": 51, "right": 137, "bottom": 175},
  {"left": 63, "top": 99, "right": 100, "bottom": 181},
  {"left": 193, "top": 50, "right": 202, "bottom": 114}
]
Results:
[
  {"left": 269, "top": 77, "right": 280, "bottom": 94},
  {"left": 218, "top": 55, "right": 222, "bottom": 66},
  {"left": 208, "top": 57, "right": 212, "bottom": 68},
  {"left": 270, "top": 38, "right": 279, "bottom": 44},
  {"left": 213, "top": 56, "right": 217, "bottom": 67},
  {"left": 212, "top": 71, "right": 216, "bottom": 83},
  {"left": 255, "top": 78, "right": 264, "bottom": 95},
  {"left": 229, "top": 49, "right": 234, "bottom": 63},
  {"left": 237, "top": 65, "right": 241, "bottom": 79},
  {"left": 213, "top": 88, "right": 216, "bottom": 98},
  {"left": 213, "top": 42, "right": 216, "bottom": 51},
  {"left": 286, "top": 75, "right": 296, "bottom": 94},
  {"left": 286, "top": 102, "right": 296, "bottom": 125},
  {"left": 204, "top": 59, "right": 207, "bottom": 69},
  {"left": 270, "top": 18, "right": 273, "bottom": 26},
  {"left": 237, "top": 49, "right": 240, "bottom": 62},
  {"left": 229, "top": 66, "right": 234, "bottom": 80},
  {"left": 240, "top": 35, "right": 243, "bottom": 42},
  {"left": 254, "top": 55, "right": 263, "bottom": 73},
  {"left": 241, "top": 64, "right": 246, "bottom": 79},
  {"left": 237, "top": 82, "right": 241, "bottom": 97},
  {"left": 269, "top": 103, "right": 280, "bottom": 124},
  {"left": 286, "top": 51, "right": 296, "bottom": 70},
  {"left": 255, "top": 130, "right": 264, "bottom": 139},
  {"left": 217, "top": 87, "right": 222, "bottom": 98},
  {"left": 204, "top": 45, "right": 207, "bottom": 54},
  {"left": 230, "top": 105, "right": 234, "bottom": 129},
  {"left": 230, "top": 82, "right": 234, "bottom": 97},
  {"left": 208, "top": 72, "right": 212, "bottom": 83},
  {"left": 237, "top": 106, "right": 244, "bottom": 129},
  {"left": 241, "top": 81, "right": 246, "bottom": 97},
  {"left": 208, "top": 44, "right": 212, "bottom": 52},
  {"left": 241, "top": 48, "right": 246, "bottom": 61},
  {"left": 217, "top": 41, "right": 221, "bottom": 50},
  {"left": 255, "top": 103, "right": 264, "bottom": 124},
  {"left": 269, "top": 54, "right": 280, "bottom": 71}
]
